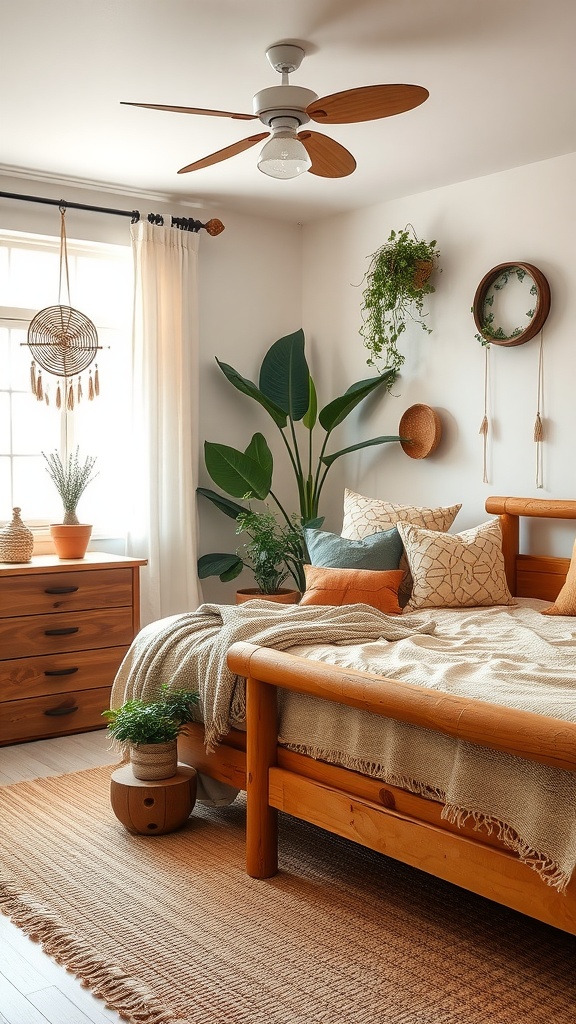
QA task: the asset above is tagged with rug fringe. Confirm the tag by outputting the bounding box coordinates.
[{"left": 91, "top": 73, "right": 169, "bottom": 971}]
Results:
[{"left": 0, "top": 882, "right": 189, "bottom": 1024}]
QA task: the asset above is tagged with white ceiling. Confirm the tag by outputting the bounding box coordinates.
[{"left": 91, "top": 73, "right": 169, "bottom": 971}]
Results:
[{"left": 2, "top": 0, "right": 575, "bottom": 224}]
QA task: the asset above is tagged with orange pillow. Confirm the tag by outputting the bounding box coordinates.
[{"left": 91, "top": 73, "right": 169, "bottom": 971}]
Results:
[
  {"left": 299, "top": 564, "right": 403, "bottom": 614},
  {"left": 542, "top": 538, "right": 576, "bottom": 615}
]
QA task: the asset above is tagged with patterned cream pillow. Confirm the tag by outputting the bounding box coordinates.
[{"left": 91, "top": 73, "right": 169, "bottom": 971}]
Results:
[
  {"left": 397, "top": 518, "right": 516, "bottom": 611},
  {"left": 341, "top": 490, "right": 462, "bottom": 605},
  {"left": 341, "top": 490, "right": 462, "bottom": 540}
]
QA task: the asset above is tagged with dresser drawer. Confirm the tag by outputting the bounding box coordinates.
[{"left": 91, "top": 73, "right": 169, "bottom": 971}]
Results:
[
  {"left": 0, "top": 607, "right": 134, "bottom": 660},
  {"left": 0, "top": 686, "right": 113, "bottom": 744},
  {"left": 0, "top": 568, "right": 133, "bottom": 617},
  {"left": 0, "top": 645, "right": 129, "bottom": 701}
]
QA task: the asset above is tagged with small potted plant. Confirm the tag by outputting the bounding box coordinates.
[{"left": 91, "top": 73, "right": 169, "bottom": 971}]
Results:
[
  {"left": 42, "top": 446, "right": 98, "bottom": 558},
  {"left": 359, "top": 225, "right": 440, "bottom": 379},
  {"left": 102, "top": 684, "right": 199, "bottom": 780},
  {"left": 199, "top": 506, "right": 302, "bottom": 603}
]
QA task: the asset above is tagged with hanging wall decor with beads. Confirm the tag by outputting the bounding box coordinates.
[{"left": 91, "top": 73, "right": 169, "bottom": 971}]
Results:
[
  {"left": 472, "top": 262, "right": 551, "bottom": 488},
  {"left": 26, "top": 207, "right": 102, "bottom": 409}
]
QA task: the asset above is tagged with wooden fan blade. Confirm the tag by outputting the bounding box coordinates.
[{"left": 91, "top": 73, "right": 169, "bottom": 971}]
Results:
[
  {"left": 298, "top": 132, "right": 356, "bottom": 178},
  {"left": 121, "top": 101, "right": 256, "bottom": 121},
  {"left": 307, "top": 84, "right": 429, "bottom": 124},
  {"left": 178, "top": 133, "right": 270, "bottom": 174}
]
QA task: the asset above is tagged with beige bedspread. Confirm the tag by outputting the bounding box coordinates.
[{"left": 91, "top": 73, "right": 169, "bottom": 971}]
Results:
[{"left": 111, "top": 600, "right": 576, "bottom": 891}]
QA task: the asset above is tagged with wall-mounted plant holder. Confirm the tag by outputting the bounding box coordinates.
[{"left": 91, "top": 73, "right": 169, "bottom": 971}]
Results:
[
  {"left": 472, "top": 262, "right": 551, "bottom": 347},
  {"left": 473, "top": 262, "right": 552, "bottom": 489},
  {"left": 399, "top": 404, "right": 442, "bottom": 459}
]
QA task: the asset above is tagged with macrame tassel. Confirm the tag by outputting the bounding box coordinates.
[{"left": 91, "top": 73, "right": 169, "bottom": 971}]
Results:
[
  {"left": 479, "top": 344, "right": 490, "bottom": 484},
  {"left": 30, "top": 361, "right": 37, "bottom": 395},
  {"left": 94, "top": 363, "right": 99, "bottom": 396},
  {"left": 88, "top": 371, "right": 94, "bottom": 401},
  {"left": 56, "top": 380, "right": 62, "bottom": 409},
  {"left": 35, "top": 371, "right": 43, "bottom": 402},
  {"left": 44, "top": 389, "right": 50, "bottom": 407},
  {"left": 77, "top": 376, "right": 83, "bottom": 404},
  {"left": 67, "top": 382, "right": 75, "bottom": 410},
  {"left": 534, "top": 330, "right": 545, "bottom": 488}
]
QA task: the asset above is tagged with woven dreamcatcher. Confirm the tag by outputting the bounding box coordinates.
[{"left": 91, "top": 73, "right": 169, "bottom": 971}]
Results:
[{"left": 27, "top": 207, "right": 102, "bottom": 409}]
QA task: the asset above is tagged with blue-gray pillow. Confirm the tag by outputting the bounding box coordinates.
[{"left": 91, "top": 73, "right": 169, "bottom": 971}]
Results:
[{"left": 304, "top": 526, "right": 403, "bottom": 571}]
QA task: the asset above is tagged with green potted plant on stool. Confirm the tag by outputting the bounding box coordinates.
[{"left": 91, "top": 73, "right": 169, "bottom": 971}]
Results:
[
  {"left": 102, "top": 685, "right": 199, "bottom": 780},
  {"left": 42, "top": 447, "right": 98, "bottom": 558}
]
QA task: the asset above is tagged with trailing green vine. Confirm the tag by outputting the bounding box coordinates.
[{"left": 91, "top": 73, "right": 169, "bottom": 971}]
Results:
[{"left": 359, "top": 225, "right": 440, "bottom": 380}]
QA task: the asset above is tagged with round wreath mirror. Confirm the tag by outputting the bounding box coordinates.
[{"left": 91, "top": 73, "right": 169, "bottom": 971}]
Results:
[{"left": 473, "top": 262, "right": 551, "bottom": 347}]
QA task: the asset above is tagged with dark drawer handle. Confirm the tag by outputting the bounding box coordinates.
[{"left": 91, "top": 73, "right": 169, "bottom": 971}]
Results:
[
  {"left": 44, "top": 586, "right": 79, "bottom": 595},
  {"left": 44, "top": 627, "right": 80, "bottom": 637},
  {"left": 44, "top": 667, "right": 79, "bottom": 677},
  {"left": 44, "top": 705, "right": 79, "bottom": 717}
]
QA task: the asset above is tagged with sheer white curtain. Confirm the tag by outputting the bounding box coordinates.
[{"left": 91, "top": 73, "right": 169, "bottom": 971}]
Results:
[{"left": 126, "top": 220, "right": 203, "bottom": 625}]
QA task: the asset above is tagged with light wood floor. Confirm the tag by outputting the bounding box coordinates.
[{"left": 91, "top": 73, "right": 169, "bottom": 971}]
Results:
[{"left": 0, "top": 730, "right": 124, "bottom": 1024}]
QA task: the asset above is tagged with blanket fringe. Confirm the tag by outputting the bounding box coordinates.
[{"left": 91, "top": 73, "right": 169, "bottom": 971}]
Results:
[
  {"left": 283, "top": 742, "right": 570, "bottom": 892},
  {"left": 0, "top": 882, "right": 189, "bottom": 1024},
  {"left": 442, "top": 804, "right": 570, "bottom": 892}
]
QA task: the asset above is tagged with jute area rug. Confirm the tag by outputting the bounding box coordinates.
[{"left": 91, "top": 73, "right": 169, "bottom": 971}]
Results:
[{"left": 0, "top": 765, "right": 574, "bottom": 1024}]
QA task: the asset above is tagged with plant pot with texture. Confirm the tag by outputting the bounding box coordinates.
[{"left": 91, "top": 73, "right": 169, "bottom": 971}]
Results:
[{"left": 102, "top": 685, "right": 200, "bottom": 781}]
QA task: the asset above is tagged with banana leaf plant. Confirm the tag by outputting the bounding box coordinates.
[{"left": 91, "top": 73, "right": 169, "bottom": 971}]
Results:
[{"left": 197, "top": 328, "right": 400, "bottom": 592}]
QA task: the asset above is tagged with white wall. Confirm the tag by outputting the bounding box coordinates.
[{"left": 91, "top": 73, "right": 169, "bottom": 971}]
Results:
[
  {"left": 301, "top": 152, "right": 576, "bottom": 557},
  {"left": 0, "top": 174, "right": 302, "bottom": 601}
]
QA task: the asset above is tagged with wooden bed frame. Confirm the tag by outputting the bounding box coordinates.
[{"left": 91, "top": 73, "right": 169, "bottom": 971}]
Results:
[{"left": 178, "top": 496, "right": 576, "bottom": 936}]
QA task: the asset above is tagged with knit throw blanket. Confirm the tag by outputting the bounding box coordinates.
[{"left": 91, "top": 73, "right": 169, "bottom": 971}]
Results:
[
  {"left": 111, "top": 600, "right": 576, "bottom": 891},
  {"left": 111, "top": 601, "right": 434, "bottom": 752}
]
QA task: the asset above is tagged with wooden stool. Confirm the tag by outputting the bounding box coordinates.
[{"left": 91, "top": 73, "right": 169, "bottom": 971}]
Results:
[{"left": 110, "top": 764, "right": 197, "bottom": 836}]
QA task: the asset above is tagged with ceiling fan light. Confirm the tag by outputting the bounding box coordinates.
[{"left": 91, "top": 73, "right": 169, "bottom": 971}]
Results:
[{"left": 257, "top": 129, "right": 311, "bottom": 179}]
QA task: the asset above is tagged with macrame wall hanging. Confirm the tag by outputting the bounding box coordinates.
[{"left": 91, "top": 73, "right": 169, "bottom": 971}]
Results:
[
  {"left": 26, "top": 207, "right": 102, "bottom": 409},
  {"left": 472, "top": 262, "right": 551, "bottom": 487}
]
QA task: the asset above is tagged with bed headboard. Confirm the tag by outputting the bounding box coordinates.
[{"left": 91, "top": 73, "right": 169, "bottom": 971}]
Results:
[{"left": 486, "top": 496, "right": 576, "bottom": 600}]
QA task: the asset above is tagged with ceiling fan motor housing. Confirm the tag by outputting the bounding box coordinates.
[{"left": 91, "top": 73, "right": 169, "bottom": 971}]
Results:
[{"left": 253, "top": 86, "right": 318, "bottom": 127}]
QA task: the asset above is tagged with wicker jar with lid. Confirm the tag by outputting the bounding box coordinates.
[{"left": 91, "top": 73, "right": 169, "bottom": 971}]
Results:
[{"left": 0, "top": 507, "right": 34, "bottom": 563}]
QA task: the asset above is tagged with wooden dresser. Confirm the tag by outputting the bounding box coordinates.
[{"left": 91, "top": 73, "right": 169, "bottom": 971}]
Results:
[{"left": 0, "top": 553, "right": 147, "bottom": 745}]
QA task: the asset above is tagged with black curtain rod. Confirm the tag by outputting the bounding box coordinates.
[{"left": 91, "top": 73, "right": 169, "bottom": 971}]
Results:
[{"left": 0, "top": 190, "right": 224, "bottom": 235}]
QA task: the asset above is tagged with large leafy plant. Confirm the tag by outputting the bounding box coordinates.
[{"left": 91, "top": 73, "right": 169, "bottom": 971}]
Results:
[{"left": 197, "top": 329, "right": 400, "bottom": 591}]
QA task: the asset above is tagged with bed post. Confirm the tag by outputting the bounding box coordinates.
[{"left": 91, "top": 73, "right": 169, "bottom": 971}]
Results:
[
  {"left": 246, "top": 674, "right": 278, "bottom": 879},
  {"left": 485, "top": 497, "right": 519, "bottom": 596}
]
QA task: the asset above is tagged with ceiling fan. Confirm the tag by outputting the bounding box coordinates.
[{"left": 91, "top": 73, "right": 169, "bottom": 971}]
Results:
[{"left": 121, "top": 43, "right": 429, "bottom": 181}]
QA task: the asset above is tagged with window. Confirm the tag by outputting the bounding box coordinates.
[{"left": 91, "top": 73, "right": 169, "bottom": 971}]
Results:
[{"left": 0, "top": 228, "right": 133, "bottom": 537}]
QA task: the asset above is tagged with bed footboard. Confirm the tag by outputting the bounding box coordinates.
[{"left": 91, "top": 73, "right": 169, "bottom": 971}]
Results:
[{"left": 227, "top": 641, "right": 576, "bottom": 936}]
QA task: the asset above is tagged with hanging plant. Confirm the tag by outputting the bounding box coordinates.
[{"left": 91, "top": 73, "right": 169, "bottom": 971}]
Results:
[{"left": 359, "top": 225, "right": 440, "bottom": 380}]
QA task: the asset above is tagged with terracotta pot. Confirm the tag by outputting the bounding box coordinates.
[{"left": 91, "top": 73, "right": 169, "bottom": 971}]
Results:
[
  {"left": 130, "top": 739, "right": 178, "bottom": 781},
  {"left": 235, "top": 588, "right": 300, "bottom": 605},
  {"left": 50, "top": 523, "right": 92, "bottom": 559}
]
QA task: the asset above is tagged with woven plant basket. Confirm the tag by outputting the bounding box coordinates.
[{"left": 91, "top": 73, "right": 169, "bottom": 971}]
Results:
[
  {"left": 399, "top": 404, "right": 442, "bottom": 460},
  {"left": 413, "top": 259, "right": 434, "bottom": 289},
  {"left": 130, "top": 740, "right": 178, "bottom": 781},
  {"left": 0, "top": 508, "right": 34, "bottom": 563}
]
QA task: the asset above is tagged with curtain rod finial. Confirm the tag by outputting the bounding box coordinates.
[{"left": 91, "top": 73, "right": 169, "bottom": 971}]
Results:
[{"left": 204, "top": 218, "right": 225, "bottom": 236}]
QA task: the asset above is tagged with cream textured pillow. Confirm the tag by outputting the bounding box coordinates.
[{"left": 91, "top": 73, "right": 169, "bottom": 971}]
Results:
[
  {"left": 341, "top": 490, "right": 462, "bottom": 606},
  {"left": 397, "top": 518, "right": 516, "bottom": 610},
  {"left": 341, "top": 490, "right": 462, "bottom": 540},
  {"left": 542, "top": 538, "right": 576, "bottom": 615}
]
